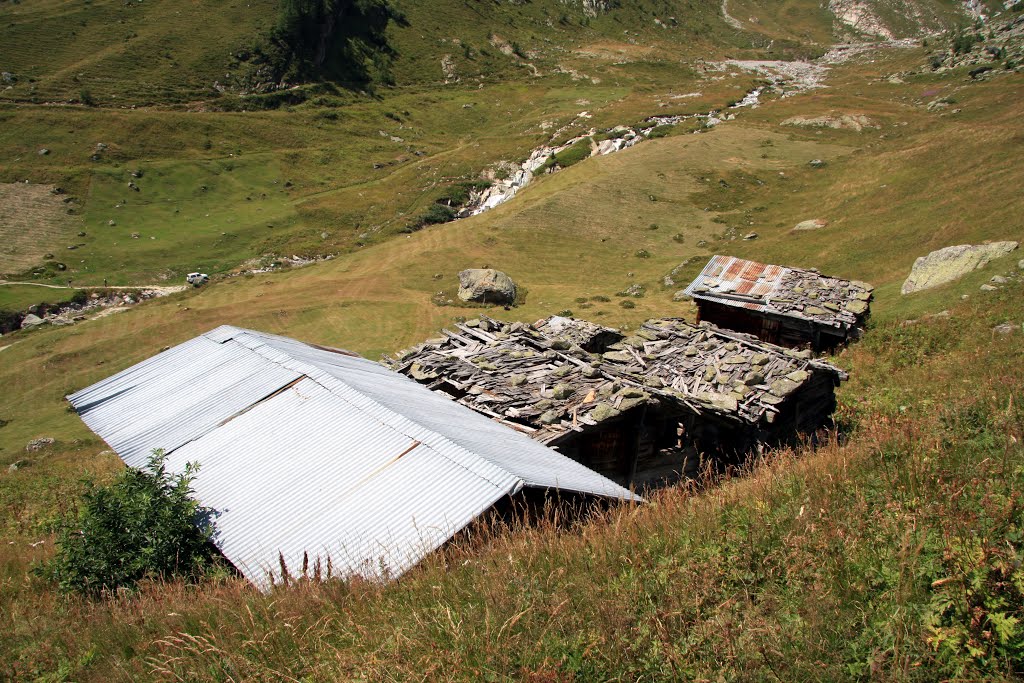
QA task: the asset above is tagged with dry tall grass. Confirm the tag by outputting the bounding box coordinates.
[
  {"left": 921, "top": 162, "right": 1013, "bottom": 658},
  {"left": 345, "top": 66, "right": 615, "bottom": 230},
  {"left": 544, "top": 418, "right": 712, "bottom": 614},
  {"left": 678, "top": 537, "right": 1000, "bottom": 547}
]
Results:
[{"left": 4, "top": 280, "right": 1023, "bottom": 681}]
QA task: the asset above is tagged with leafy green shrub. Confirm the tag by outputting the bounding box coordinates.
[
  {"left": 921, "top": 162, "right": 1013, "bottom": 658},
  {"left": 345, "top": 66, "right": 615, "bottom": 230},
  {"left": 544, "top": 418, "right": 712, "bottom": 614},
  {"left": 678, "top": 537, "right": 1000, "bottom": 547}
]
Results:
[
  {"left": 619, "top": 300, "right": 636, "bottom": 309},
  {"left": 551, "top": 139, "right": 593, "bottom": 169},
  {"left": 951, "top": 30, "right": 982, "bottom": 55},
  {"left": 647, "top": 124, "right": 673, "bottom": 139},
  {"left": 39, "top": 450, "right": 217, "bottom": 596},
  {"left": 437, "top": 180, "right": 492, "bottom": 206},
  {"left": 420, "top": 204, "right": 457, "bottom": 225}
]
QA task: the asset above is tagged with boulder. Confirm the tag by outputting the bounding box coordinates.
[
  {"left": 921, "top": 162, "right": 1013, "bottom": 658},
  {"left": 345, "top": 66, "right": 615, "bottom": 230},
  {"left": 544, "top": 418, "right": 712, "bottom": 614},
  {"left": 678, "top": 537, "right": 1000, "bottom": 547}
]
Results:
[
  {"left": 781, "top": 114, "right": 875, "bottom": 131},
  {"left": 25, "top": 437, "right": 54, "bottom": 452},
  {"left": 457, "top": 268, "right": 517, "bottom": 305},
  {"left": 901, "top": 241, "right": 1018, "bottom": 294},
  {"left": 20, "top": 314, "right": 45, "bottom": 329},
  {"left": 793, "top": 218, "right": 828, "bottom": 231}
]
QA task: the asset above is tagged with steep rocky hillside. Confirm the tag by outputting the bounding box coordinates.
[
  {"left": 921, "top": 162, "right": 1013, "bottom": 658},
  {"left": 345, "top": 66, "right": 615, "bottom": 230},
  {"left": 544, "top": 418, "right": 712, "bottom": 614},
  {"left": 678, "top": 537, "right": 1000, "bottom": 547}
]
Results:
[{"left": 0, "top": 0, "right": 982, "bottom": 106}]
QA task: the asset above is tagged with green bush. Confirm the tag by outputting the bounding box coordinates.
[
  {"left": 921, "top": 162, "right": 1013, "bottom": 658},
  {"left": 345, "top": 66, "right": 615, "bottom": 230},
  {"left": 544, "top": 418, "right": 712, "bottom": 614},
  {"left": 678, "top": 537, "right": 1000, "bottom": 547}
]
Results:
[
  {"left": 951, "top": 30, "right": 982, "bottom": 55},
  {"left": 39, "top": 450, "right": 217, "bottom": 596},
  {"left": 420, "top": 204, "right": 457, "bottom": 225},
  {"left": 647, "top": 124, "right": 673, "bottom": 139},
  {"left": 551, "top": 139, "right": 593, "bottom": 169}
]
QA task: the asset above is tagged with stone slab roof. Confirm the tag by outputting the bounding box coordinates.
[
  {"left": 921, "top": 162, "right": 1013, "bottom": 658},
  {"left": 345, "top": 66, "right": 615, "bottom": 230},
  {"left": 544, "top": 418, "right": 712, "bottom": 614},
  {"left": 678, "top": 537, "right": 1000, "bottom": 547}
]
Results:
[{"left": 386, "top": 315, "right": 847, "bottom": 444}]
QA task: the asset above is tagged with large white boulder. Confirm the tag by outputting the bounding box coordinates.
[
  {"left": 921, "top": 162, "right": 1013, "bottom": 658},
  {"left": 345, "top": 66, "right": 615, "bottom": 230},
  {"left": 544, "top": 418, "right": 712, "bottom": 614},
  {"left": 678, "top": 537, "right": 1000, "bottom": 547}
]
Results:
[{"left": 901, "top": 242, "right": 1018, "bottom": 295}]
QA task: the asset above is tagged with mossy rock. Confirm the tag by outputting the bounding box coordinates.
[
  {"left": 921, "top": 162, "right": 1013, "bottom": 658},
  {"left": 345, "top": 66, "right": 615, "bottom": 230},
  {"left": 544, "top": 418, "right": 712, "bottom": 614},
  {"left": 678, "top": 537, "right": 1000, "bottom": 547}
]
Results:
[
  {"left": 769, "top": 378, "right": 800, "bottom": 396},
  {"left": 538, "top": 409, "right": 561, "bottom": 425},
  {"left": 552, "top": 384, "right": 574, "bottom": 400},
  {"left": 552, "top": 364, "right": 573, "bottom": 378},
  {"left": 589, "top": 403, "right": 621, "bottom": 422},
  {"left": 744, "top": 370, "right": 765, "bottom": 385},
  {"left": 409, "top": 363, "right": 439, "bottom": 381}
]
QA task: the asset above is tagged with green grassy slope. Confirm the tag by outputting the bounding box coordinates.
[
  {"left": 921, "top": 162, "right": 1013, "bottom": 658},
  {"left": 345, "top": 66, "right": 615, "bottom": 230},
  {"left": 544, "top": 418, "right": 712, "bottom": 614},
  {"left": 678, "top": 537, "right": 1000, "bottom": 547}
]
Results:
[
  {"left": 0, "top": 0, "right": 984, "bottom": 297},
  {"left": 1, "top": 5, "right": 1023, "bottom": 678},
  {"left": 0, "top": 0, "right": 280, "bottom": 105}
]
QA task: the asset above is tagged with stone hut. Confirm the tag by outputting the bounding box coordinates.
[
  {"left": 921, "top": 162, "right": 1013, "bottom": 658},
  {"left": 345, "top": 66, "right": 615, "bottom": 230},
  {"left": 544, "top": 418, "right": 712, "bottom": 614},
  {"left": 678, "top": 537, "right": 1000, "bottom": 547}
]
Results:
[
  {"left": 387, "top": 315, "right": 847, "bottom": 489},
  {"left": 682, "top": 255, "right": 873, "bottom": 351}
]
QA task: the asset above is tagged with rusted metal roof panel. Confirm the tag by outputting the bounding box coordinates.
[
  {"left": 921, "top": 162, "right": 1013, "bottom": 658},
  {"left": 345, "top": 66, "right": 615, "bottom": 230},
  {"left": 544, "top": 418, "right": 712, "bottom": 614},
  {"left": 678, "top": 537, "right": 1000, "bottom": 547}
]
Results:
[
  {"left": 683, "top": 255, "right": 873, "bottom": 330},
  {"left": 67, "top": 326, "right": 635, "bottom": 590}
]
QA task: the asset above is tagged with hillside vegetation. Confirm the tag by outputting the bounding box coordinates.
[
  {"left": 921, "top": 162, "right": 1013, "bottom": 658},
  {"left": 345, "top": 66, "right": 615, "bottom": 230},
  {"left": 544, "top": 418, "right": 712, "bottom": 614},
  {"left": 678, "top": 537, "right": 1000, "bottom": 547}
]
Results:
[
  {"left": 0, "top": 0, "right": 982, "bottom": 290},
  {"left": 2, "top": 0, "right": 1024, "bottom": 678}
]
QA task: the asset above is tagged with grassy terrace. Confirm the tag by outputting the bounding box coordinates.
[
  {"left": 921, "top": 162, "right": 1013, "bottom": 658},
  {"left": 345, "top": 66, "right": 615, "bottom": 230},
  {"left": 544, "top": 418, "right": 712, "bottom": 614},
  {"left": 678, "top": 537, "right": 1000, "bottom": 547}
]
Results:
[{"left": 2, "top": 256, "right": 1023, "bottom": 680}]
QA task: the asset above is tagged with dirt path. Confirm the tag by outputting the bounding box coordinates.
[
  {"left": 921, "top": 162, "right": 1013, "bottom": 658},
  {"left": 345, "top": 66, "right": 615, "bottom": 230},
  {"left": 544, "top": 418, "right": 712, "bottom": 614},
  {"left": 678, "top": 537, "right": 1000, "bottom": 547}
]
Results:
[{"left": 0, "top": 281, "right": 187, "bottom": 295}]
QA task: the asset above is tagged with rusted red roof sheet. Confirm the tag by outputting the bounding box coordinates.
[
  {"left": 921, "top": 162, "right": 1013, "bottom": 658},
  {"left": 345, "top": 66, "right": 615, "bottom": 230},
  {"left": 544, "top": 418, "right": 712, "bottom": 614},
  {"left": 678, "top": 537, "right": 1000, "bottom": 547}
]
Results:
[{"left": 682, "top": 255, "right": 873, "bottom": 329}]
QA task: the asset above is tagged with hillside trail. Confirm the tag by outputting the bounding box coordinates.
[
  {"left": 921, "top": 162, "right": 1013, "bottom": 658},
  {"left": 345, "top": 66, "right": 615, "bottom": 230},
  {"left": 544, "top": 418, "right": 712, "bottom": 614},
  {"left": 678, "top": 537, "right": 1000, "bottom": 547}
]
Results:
[{"left": 0, "top": 280, "right": 187, "bottom": 295}]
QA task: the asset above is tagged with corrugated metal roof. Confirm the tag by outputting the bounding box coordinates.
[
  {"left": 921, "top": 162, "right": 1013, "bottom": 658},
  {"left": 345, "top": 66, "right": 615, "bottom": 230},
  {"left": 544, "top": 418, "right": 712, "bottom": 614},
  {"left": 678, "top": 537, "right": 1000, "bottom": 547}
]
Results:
[
  {"left": 67, "top": 326, "right": 635, "bottom": 590},
  {"left": 683, "top": 255, "right": 789, "bottom": 313},
  {"left": 682, "top": 255, "right": 872, "bottom": 329}
]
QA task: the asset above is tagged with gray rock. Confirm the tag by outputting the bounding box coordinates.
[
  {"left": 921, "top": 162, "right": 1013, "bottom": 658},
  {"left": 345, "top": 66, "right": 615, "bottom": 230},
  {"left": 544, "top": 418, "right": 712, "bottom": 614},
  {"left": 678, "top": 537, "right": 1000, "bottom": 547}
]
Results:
[
  {"left": 793, "top": 218, "right": 828, "bottom": 231},
  {"left": 1, "top": 72, "right": 15, "bottom": 83},
  {"left": 782, "top": 114, "right": 875, "bottom": 131},
  {"left": 808, "top": 159, "right": 826, "bottom": 168},
  {"left": 743, "top": 232, "right": 758, "bottom": 240},
  {"left": 38, "top": 148, "right": 50, "bottom": 156},
  {"left": 619, "top": 283, "right": 645, "bottom": 298},
  {"left": 992, "top": 323, "right": 1018, "bottom": 335},
  {"left": 991, "top": 275, "right": 1009, "bottom": 284},
  {"left": 672, "top": 290, "right": 690, "bottom": 302},
  {"left": 20, "top": 314, "right": 45, "bottom": 329},
  {"left": 25, "top": 437, "right": 54, "bottom": 452},
  {"left": 457, "top": 268, "right": 517, "bottom": 305},
  {"left": 901, "top": 241, "right": 1019, "bottom": 294},
  {"left": 1018, "top": 259, "right": 1024, "bottom": 271},
  {"left": 980, "top": 284, "right": 998, "bottom": 291}
]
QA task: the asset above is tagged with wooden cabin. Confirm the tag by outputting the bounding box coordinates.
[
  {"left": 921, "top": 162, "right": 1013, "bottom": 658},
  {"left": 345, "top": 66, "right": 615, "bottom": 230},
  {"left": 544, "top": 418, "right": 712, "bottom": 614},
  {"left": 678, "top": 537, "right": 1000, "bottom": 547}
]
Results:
[
  {"left": 682, "top": 255, "right": 873, "bottom": 351},
  {"left": 387, "top": 315, "right": 847, "bottom": 490}
]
